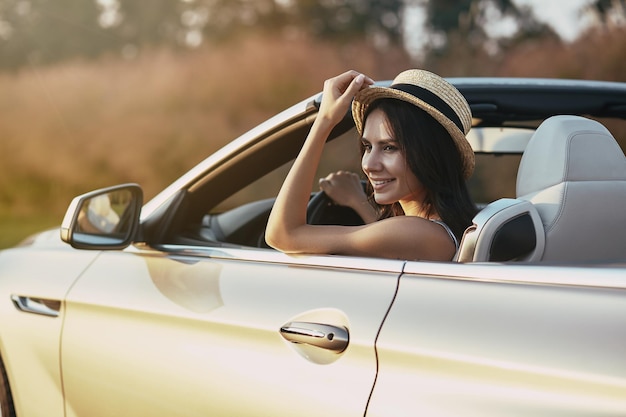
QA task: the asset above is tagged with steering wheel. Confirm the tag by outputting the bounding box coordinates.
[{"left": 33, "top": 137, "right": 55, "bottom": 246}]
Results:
[{"left": 306, "top": 188, "right": 366, "bottom": 226}]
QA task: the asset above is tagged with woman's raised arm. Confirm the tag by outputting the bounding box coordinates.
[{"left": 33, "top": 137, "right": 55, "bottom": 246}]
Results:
[{"left": 265, "top": 71, "right": 373, "bottom": 253}]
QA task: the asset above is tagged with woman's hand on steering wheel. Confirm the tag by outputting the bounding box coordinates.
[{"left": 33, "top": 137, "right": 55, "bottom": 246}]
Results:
[{"left": 318, "top": 171, "right": 378, "bottom": 224}]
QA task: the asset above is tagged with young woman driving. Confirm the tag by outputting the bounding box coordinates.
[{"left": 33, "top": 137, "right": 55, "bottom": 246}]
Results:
[{"left": 265, "top": 69, "right": 477, "bottom": 261}]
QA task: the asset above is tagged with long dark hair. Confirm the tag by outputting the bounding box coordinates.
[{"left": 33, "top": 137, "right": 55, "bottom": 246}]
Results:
[{"left": 360, "top": 99, "right": 477, "bottom": 241}]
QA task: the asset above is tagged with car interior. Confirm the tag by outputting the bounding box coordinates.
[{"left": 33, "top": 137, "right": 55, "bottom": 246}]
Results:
[
  {"left": 458, "top": 115, "right": 626, "bottom": 262},
  {"left": 152, "top": 87, "right": 626, "bottom": 264},
  {"left": 163, "top": 119, "right": 520, "bottom": 253}
]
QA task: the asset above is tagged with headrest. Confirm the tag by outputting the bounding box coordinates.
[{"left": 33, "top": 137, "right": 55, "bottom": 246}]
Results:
[{"left": 517, "top": 115, "right": 626, "bottom": 198}]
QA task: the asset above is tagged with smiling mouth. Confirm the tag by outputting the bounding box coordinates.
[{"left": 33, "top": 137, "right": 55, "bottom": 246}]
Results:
[{"left": 370, "top": 178, "right": 395, "bottom": 189}]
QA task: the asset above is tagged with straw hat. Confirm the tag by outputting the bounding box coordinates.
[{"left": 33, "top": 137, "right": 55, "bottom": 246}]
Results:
[{"left": 352, "top": 69, "right": 474, "bottom": 178}]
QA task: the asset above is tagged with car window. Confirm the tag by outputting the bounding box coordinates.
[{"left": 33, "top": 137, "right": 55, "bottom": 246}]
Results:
[
  {"left": 212, "top": 126, "right": 525, "bottom": 214},
  {"left": 469, "top": 153, "right": 522, "bottom": 205},
  {"left": 212, "top": 129, "right": 363, "bottom": 213},
  {"left": 330, "top": 127, "right": 527, "bottom": 207}
]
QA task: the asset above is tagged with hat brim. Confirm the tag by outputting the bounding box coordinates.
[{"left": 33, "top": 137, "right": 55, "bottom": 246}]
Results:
[{"left": 352, "top": 86, "right": 475, "bottom": 179}]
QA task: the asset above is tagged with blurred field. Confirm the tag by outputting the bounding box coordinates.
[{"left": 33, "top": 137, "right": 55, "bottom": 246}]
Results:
[
  {"left": 1, "top": 29, "right": 625, "bottom": 249},
  {"left": 0, "top": 35, "right": 412, "bottom": 247}
]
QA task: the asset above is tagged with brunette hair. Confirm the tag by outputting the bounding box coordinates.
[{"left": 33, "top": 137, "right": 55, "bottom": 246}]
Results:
[{"left": 360, "top": 99, "right": 477, "bottom": 241}]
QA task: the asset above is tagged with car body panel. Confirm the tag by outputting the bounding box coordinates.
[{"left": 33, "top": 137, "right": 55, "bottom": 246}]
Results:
[
  {"left": 0, "top": 230, "right": 100, "bottom": 417},
  {"left": 60, "top": 245, "right": 403, "bottom": 417},
  {"left": 368, "top": 264, "right": 626, "bottom": 416},
  {"left": 2, "top": 77, "right": 626, "bottom": 416}
]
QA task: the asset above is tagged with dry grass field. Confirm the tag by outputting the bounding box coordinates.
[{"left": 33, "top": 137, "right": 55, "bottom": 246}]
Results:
[
  {"left": 0, "top": 35, "right": 412, "bottom": 248},
  {"left": 1, "top": 28, "right": 625, "bottom": 249}
]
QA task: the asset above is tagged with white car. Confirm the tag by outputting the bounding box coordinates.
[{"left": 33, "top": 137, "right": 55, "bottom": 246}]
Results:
[{"left": 1, "top": 77, "right": 626, "bottom": 417}]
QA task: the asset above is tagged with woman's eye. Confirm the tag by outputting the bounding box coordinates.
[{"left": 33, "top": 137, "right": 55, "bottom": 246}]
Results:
[{"left": 383, "top": 145, "right": 397, "bottom": 152}]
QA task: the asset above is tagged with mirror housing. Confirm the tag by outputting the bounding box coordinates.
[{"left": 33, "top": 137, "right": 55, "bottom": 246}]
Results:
[{"left": 60, "top": 184, "right": 143, "bottom": 250}]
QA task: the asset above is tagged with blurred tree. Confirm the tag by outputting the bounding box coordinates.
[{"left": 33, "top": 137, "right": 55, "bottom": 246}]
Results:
[
  {"left": 0, "top": 0, "right": 107, "bottom": 69},
  {"left": 587, "top": 0, "right": 626, "bottom": 27},
  {"left": 0, "top": 0, "right": 575, "bottom": 71},
  {"left": 195, "top": 0, "right": 405, "bottom": 48},
  {"left": 0, "top": 0, "right": 408, "bottom": 70},
  {"left": 421, "top": 0, "right": 552, "bottom": 54},
  {"left": 283, "top": 0, "right": 404, "bottom": 46},
  {"left": 420, "top": 0, "right": 557, "bottom": 75},
  {"left": 115, "top": 0, "right": 184, "bottom": 47}
]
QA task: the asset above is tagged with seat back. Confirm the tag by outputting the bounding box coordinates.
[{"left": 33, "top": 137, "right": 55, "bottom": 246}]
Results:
[
  {"left": 516, "top": 115, "right": 626, "bottom": 262},
  {"left": 456, "top": 198, "right": 544, "bottom": 262}
]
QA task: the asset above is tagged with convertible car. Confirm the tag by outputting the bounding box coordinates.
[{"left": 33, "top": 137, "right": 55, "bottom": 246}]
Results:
[{"left": 1, "top": 77, "right": 626, "bottom": 417}]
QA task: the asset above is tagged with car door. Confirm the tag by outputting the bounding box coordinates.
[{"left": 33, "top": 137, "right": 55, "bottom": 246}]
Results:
[
  {"left": 60, "top": 244, "right": 402, "bottom": 417},
  {"left": 366, "top": 262, "right": 626, "bottom": 417}
]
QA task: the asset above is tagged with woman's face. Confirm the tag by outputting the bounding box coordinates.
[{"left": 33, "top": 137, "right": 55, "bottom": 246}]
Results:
[{"left": 361, "top": 108, "right": 426, "bottom": 213}]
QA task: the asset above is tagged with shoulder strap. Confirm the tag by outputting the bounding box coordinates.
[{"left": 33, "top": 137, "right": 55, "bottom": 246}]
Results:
[{"left": 430, "top": 219, "right": 459, "bottom": 252}]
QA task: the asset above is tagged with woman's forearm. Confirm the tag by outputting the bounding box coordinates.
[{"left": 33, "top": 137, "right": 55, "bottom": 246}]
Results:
[
  {"left": 351, "top": 200, "right": 378, "bottom": 224},
  {"left": 265, "top": 70, "right": 373, "bottom": 253},
  {"left": 265, "top": 117, "right": 334, "bottom": 251}
]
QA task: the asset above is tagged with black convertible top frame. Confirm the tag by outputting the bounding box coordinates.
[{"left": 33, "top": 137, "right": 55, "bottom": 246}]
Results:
[{"left": 315, "top": 77, "right": 626, "bottom": 127}]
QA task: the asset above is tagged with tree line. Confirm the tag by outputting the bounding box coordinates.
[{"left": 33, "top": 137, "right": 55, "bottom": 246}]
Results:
[{"left": 1, "top": 0, "right": 624, "bottom": 70}]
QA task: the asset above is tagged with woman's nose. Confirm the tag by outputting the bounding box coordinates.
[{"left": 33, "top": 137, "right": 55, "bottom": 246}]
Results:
[{"left": 362, "top": 150, "right": 381, "bottom": 173}]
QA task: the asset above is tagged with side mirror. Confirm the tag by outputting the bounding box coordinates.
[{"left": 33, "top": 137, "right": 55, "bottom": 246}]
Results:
[{"left": 60, "top": 184, "right": 143, "bottom": 250}]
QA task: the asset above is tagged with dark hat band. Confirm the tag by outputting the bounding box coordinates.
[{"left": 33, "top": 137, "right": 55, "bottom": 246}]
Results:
[{"left": 391, "top": 83, "right": 464, "bottom": 133}]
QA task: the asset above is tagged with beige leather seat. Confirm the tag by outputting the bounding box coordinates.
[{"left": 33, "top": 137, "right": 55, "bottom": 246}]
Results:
[
  {"left": 516, "top": 115, "right": 626, "bottom": 262},
  {"left": 458, "top": 115, "right": 626, "bottom": 263}
]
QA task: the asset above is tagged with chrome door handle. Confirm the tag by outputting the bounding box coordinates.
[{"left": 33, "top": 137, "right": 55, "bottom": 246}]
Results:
[
  {"left": 280, "top": 321, "right": 349, "bottom": 352},
  {"left": 11, "top": 295, "right": 61, "bottom": 318}
]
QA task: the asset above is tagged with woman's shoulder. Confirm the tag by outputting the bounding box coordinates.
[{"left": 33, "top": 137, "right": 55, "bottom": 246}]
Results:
[
  {"left": 373, "top": 215, "right": 452, "bottom": 239},
  {"left": 355, "top": 215, "right": 456, "bottom": 261},
  {"left": 376, "top": 214, "right": 438, "bottom": 227}
]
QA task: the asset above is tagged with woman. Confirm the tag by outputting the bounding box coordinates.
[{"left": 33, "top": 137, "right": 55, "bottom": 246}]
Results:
[{"left": 265, "top": 69, "right": 477, "bottom": 261}]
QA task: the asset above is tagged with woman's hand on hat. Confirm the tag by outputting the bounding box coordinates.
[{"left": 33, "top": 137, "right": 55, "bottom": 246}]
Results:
[{"left": 318, "top": 70, "right": 374, "bottom": 127}]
